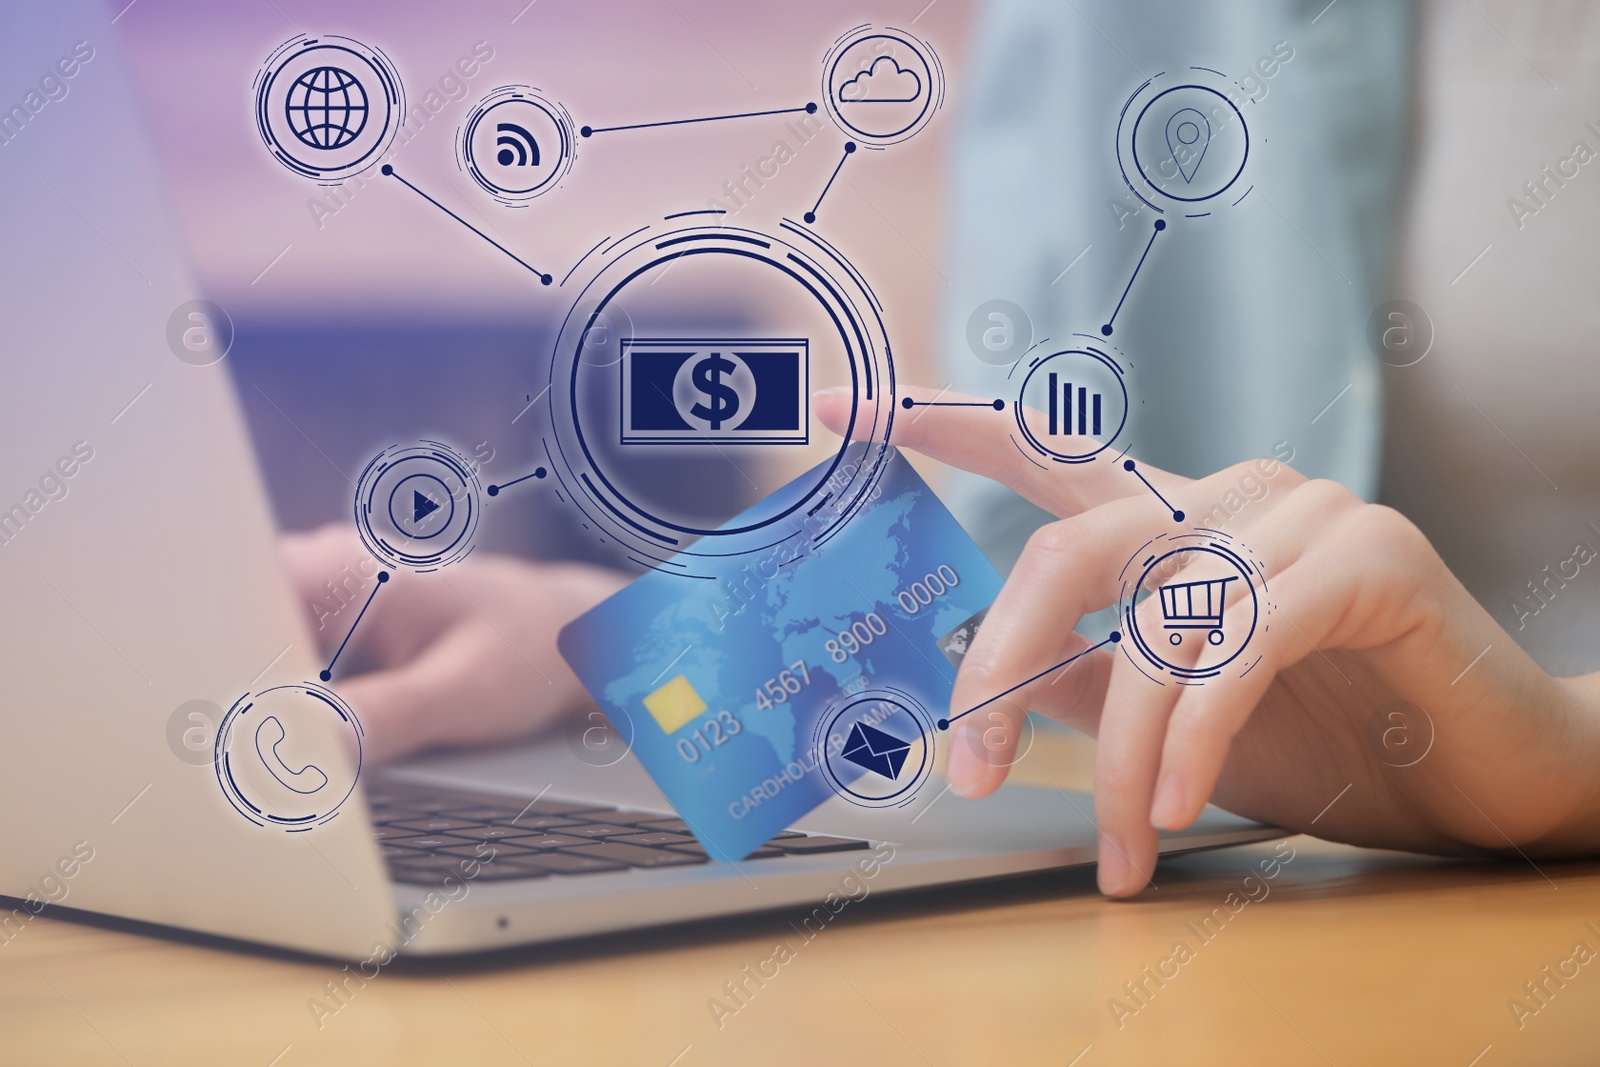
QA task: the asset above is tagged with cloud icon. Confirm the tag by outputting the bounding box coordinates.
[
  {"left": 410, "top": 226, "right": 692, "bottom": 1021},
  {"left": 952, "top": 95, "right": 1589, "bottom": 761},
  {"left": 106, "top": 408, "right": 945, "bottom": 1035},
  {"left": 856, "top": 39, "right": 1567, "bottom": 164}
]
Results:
[{"left": 837, "top": 55, "right": 922, "bottom": 104}]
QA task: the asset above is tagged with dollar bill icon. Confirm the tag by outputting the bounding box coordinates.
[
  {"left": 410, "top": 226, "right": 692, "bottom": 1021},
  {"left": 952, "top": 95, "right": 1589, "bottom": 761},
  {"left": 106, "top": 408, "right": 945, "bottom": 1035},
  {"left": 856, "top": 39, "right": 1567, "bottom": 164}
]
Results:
[{"left": 620, "top": 338, "right": 810, "bottom": 445}]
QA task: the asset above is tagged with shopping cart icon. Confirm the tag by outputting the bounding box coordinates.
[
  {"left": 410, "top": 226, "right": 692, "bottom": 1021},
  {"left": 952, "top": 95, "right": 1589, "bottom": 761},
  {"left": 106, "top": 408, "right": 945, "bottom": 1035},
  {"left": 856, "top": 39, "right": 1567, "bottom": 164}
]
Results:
[{"left": 1158, "top": 576, "right": 1238, "bottom": 646}]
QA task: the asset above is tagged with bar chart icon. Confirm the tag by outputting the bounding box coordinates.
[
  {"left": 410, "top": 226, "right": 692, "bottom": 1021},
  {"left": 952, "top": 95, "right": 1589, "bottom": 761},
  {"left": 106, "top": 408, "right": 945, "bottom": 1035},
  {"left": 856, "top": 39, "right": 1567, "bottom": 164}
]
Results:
[
  {"left": 1015, "top": 346, "right": 1128, "bottom": 465},
  {"left": 1047, "top": 373, "right": 1103, "bottom": 437}
]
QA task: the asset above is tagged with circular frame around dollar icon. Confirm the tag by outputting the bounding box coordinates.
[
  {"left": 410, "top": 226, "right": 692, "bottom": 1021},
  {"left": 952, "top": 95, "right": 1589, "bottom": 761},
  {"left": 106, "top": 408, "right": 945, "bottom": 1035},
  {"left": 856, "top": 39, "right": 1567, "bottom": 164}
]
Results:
[{"left": 542, "top": 215, "right": 897, "bottom": 573}]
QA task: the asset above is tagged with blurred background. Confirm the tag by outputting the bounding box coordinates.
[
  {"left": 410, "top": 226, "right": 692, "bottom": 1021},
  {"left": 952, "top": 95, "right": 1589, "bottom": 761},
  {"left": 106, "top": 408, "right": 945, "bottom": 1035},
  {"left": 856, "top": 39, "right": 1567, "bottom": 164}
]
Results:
[{"left": 111, "top": 0, "right": 1600, "bottom": 675}]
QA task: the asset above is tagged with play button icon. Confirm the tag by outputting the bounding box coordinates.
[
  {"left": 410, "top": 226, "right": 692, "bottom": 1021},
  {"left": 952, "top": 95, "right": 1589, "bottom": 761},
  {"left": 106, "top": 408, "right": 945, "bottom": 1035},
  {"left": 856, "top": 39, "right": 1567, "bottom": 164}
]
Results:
[
  {"left": 412, "top": 489, "right": 441, "bottom": 524},
  {"left": 354, "top": 441, "right": 483, "bottom": 572},
  {"left": 387, "top": 473, "right": 455, "bottom": 540}
]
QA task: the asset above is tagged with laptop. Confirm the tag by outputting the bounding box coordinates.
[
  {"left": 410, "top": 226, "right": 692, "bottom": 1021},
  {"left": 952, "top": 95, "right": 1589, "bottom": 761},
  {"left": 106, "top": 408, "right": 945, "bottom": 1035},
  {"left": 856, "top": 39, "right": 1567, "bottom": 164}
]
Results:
[{"left": 0, "top": 2, "right": 1279, "bottom": 960}]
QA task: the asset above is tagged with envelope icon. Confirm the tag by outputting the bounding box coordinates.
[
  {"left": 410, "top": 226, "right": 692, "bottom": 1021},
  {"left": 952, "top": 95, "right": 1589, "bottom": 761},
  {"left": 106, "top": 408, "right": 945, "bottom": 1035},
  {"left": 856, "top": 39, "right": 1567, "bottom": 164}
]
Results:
[{"left": 841, "top": 722, "right": 911, "bottom": 781}]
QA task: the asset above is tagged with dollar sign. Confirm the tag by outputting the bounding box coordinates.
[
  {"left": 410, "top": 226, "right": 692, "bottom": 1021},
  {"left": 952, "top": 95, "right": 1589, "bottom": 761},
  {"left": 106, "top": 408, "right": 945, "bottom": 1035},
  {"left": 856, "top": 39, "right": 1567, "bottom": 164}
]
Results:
[{"left": 689, "top": 352, "right": 741, "bottom": 430}]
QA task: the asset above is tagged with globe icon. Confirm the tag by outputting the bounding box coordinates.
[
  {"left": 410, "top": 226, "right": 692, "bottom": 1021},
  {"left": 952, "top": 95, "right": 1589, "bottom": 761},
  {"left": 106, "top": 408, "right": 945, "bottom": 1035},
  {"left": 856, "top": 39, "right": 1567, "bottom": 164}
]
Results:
[{"left": 284, "top": 66, "right": 369, "bottom": 150}]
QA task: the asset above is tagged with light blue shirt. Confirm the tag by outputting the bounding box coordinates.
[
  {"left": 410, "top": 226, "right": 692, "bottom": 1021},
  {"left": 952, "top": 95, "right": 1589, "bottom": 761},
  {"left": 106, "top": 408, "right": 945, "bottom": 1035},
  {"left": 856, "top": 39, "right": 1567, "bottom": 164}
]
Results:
[{"left": 941, "top": 0, "right": 1413, "bottom": 570}]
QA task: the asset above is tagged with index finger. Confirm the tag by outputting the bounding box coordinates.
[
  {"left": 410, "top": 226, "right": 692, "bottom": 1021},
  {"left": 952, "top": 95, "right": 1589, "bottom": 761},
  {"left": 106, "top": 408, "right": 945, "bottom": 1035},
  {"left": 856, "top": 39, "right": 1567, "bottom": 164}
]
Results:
[{"left": 814, "top": 384, "right": 1190, "bottom": 518}]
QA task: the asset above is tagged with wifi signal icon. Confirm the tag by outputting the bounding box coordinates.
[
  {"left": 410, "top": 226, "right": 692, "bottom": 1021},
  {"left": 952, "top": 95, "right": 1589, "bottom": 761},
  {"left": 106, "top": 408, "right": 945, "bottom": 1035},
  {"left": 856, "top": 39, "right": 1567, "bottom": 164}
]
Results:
[{"left": 495, "top": 123, "right": 540, "bottom": 167}]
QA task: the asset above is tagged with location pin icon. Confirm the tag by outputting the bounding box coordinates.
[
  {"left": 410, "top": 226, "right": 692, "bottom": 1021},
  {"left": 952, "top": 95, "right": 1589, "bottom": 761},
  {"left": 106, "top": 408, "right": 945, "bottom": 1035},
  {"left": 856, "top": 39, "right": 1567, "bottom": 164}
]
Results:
[{"left": 1165, "top": 107, "right": 1210, "bottom": 184}]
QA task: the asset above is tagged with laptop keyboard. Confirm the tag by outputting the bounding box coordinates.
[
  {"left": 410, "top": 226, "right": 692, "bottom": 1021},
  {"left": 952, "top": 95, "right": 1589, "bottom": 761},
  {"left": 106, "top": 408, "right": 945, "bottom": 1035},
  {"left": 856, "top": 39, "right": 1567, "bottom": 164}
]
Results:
[{"left": 366, "top": 781, "right": 871, "bottom": 886}]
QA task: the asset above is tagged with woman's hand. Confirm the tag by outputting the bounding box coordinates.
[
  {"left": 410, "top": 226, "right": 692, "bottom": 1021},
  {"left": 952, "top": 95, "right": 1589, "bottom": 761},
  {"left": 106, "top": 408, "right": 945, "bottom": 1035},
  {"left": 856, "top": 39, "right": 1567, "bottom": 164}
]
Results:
[
  {"left": 278, "top": 524, "right": 627, "bottom": 765},
  {"left": 817, "top": 387, "right": 1600, "bottom": 897}
]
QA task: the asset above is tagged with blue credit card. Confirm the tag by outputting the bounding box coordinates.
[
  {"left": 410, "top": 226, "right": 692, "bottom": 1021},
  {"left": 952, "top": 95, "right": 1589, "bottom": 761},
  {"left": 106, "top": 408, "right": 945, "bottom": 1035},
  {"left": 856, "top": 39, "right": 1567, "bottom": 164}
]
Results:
[{"left": 558, "top": 445, "right": 1002, "bottom": 861}]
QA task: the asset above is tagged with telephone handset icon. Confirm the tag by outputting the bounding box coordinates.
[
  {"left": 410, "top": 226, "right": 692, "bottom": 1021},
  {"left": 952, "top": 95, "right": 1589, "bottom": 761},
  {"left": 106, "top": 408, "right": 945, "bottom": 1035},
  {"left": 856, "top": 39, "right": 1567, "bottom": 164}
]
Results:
[{"left": 255, "top": 715, "right": 329, "bottom": 795}]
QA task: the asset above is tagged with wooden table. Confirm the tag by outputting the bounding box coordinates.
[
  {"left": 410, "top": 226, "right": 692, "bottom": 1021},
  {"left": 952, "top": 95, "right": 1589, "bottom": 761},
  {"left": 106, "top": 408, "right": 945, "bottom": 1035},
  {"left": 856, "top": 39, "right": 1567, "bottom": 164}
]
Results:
[{"left": 5, "top": 736, "right": 1597, "bottom": 1066}]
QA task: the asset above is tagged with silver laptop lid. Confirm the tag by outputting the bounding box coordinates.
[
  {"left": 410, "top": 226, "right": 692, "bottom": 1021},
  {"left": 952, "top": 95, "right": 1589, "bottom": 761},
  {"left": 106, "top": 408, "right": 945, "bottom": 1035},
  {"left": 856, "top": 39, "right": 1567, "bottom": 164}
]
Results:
[{"left": 0, "top": 2, "right": 394, "bottom": 957}]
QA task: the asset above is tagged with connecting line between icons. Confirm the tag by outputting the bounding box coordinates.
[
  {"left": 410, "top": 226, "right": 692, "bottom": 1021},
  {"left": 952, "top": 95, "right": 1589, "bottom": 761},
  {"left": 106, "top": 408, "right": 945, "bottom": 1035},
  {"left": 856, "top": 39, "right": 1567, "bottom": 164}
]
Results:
[
  {"left": 381, "top": 165, "right": 554, "bottom": 285},
  {"left": 805, "top": 142, "right": 857, "bottom": 224},
  {"left": 321, "top": 572, "right": 390, "bottom": 682},
  {"left": 580, "top": 102, "right": 818, "bottom": 138},
  {"left": 938, "top": 633, "right": 1122, "bottom": 731},
  {"left": 1101, "top": 219, "right": 1167, "bottom": 337},
  {"left": 901, "top": 398, "right": 1006, "bottom": 411},
  {"left": 1123, "top": 459, "right": 1185, "bottom": 522},
  {"left": 486, "top": 467, "right": 547, "bottom": 498}
]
